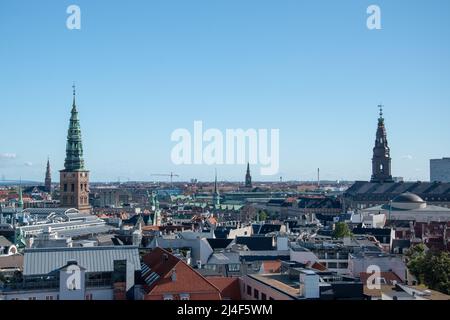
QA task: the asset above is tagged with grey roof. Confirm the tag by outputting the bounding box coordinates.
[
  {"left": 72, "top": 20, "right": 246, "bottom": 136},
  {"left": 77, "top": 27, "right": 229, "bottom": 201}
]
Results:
[
  {"left": 56, "top": 224, "right": 116, "bottom": 238},
  {"left": 0, "top": 235, "right": 13, "bottom": 247},
  {"left": 207, "top": 252, "right": 240, "bottom": 265},
  {"left": 23, "top": 208, "right": 79, "bottom": 215},
  {"left": 365, "top": 204, "right": 450, "bottom": 212},
  {"left": 393, "top": 192, "right": 424, "bottom": 203},
  {"left": 23, "top": 245, "right": 140, "bottom": 275}
]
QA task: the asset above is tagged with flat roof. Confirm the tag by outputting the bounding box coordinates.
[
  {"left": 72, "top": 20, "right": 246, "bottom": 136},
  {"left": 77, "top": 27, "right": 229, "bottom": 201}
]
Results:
[{"left": 248, "top": 273, "right": 300, "bottom": 299}]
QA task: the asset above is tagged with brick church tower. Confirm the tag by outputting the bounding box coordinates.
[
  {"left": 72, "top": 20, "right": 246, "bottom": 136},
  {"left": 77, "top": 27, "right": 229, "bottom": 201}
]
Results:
[
  {"left": 59, "top": 85, "right": 91, "bottom": 212},
  {"left": 370, "top": 105, "right": 394, "bottom": 183}
]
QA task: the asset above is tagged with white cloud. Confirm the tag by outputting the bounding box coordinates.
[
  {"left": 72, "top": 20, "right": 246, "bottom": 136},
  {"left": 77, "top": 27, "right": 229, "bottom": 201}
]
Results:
[
  {"left": 24, "top": 161, "right": 33, "bottom": 167},
  {"left": 401, "top": 155, "right": 413, "bottom": 160},
  {"left": 0, "top": 153, "right": 17, "bottom": 159}
]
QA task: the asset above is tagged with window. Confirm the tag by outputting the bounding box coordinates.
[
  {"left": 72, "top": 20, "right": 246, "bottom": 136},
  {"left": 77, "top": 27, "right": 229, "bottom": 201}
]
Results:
[
  {"left": 180, "top": 293, "right": 190, "bottom": 301},
  {"left": 261, "top": 293, "right": 267, "bottom": 300},
  {"left": 71, "top": 184, "right": 75, "bottom": 192},
  {"left": 163, "top": 294, "right": 174, "bottom": 300},
  {"left": 64, "top": 184, "right": 68, "bottom": 192},
  {"left": 45, "top": 296, "right": 53, "bottom": 300},
  {"left": 254, "top": 289, "right": 259, "bottom": 299},
  {"left": 85, "top": 294, "right": 93, "bottom": 300},
  {"left": 339, "top": 262, "right": 348, "bottom": 269},
  {"left": 227, "top": 264, "right": 240, "bottom": 272},
  {"left": 328, "top": 262, "right": 337, "bottom": 269},
  {"left": 204, "top": 264, "right": 217, "bottom": 271},
  {"left": 247, "top": 285, "right": 252, "bottom": 296},
  {"left": 28, "top": 297, "right": 36, "bottom": 300}
]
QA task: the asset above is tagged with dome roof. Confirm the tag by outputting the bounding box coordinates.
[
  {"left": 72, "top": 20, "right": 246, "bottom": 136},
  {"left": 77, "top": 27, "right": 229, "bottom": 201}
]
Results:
[
  {"left": 391, "top": 192, "right": 426, "bottom": 210},
  {"left": 393, "top": 192, "right": 425, "bottom": 203}
]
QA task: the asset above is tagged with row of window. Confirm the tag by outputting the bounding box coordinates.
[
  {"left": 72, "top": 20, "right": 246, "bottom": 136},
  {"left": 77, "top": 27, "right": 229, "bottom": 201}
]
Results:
[
  {"left": 163, "top": 293, "right": 190, "bottom": 300},
  {"left": 12, "top": 294, "right": 93, "bottom": 301},
  {"left": 62, "top": 195, "right": 88, "bottom": 205},
  {"left": 203, "top": 264, "right": 241, "bottom": 272},
  {"left": 62, "top": 173, "right": 88, "bottom": 178},
  {"left": 63, "top": 183, "right": 88, "bottom": 192},
  {"left": 246, "top": 285, "right": 274, "bottom": 301}
]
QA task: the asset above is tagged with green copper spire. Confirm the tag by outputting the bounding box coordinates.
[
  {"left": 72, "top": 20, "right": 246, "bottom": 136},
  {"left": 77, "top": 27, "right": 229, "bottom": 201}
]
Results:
[
  {"left": 17, "top": 184, "right": 23, "bottom": 210},
  {"left": 64, "top": 84, "right": 85, "bottom": 171}
]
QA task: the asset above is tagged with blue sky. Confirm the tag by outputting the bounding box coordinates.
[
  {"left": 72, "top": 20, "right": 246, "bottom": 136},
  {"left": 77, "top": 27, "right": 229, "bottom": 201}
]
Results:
[{"left": 1, "top": 0, "right": 450, "bottom": 182}]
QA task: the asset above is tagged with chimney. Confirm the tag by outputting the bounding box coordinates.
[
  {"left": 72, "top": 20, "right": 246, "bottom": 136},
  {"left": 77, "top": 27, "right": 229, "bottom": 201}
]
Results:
[{"left": 171, "top": 269, "right": 177, "bottom": 282}]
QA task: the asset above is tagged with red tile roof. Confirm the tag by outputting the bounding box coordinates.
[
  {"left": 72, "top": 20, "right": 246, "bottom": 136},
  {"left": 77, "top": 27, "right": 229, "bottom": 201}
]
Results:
[
  {"left": 142, "top": 247, "right": 221, "bottom": 300},
  {"left": 310, "top": 261, "right": 327, "bottom": 271},
  {"left": 260, "top": 260, "right": 282, "bottom": 273},
  {"left": 207, "top": 277, "right": 242, "bottom": 300}
]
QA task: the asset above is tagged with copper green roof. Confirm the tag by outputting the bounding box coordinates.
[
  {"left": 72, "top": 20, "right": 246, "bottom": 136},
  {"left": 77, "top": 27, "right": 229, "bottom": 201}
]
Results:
[{"left": 63, "top": 86, "right": 85, "bottom": 171}]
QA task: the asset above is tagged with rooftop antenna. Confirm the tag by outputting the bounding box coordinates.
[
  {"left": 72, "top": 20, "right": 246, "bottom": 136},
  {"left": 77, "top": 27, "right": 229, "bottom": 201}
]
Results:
[{"left": 317, "top": 168, "right": 320, "bottom": 188}]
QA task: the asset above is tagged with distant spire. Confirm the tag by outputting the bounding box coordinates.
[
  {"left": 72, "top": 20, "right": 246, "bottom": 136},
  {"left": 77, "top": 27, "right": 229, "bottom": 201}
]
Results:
[
  {"left": 213, "top": 169, "right": 220, "bottom": 206},
  {"left": 245, "top": 162, "right": 252, "bottom": 189},
  {"left": 18, "top": 182, "right": 23, "bottom": 210},
  {"left": 45, "top": 157, "right": 52, "bottom": 192},
  {"left": 371, "top": 104, "right": 393, "bottom": 183},
  {"left": 214, "top": 169, "right": 218, "bottom": 194}
]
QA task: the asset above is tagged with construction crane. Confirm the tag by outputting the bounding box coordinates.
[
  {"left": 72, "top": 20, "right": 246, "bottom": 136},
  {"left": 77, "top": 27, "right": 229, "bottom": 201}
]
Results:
[{"left": 150, "top": 172, "right": 180, "bottom": 185}]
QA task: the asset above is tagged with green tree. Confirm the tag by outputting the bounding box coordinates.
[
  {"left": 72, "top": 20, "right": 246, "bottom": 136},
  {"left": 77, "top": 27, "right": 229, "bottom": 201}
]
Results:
[
  {"left": 406, "top": 245, "right": 450, "bottom": 294},
  {"left": 333, "top": 222, "right": 352, "bottom": 239},
  {"left": 258, "top": 210, "right": 268, "bottom": 221}
]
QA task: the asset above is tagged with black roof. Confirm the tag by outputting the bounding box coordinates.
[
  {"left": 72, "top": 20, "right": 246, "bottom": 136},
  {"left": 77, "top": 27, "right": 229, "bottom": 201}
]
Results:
[
  {"left": 236, "top": 236, "right": 274, "bottom": 251},
  {"left": 206, "top": 238, "right": 233, "bottom": 250},
  {"left": 123, "top": 213, "right": 152, "bottom": 225},
  {"left": 392, "top": 239, "right": 411, "bottom": 248},
  {"left": 257, "top": 224, "right": 282, "bottom": 235},
  {"left": 352, "top": 227, "right": 392, "bottom": 236},
  {"left": 214, "top": 227, "right": 232, "bottom": 239},
  {"left": 298, "top": 197, "right": 341, "bottom": 209},
  {"left": 328, "top": 282, "right": 365, "bottom": 300},
  {"left": 345, "top": 181, "right": 450, "bottom": 201}
]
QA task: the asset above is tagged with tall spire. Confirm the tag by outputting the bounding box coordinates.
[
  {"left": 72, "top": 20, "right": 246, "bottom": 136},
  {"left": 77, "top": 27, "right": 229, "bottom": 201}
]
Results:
[
  {"left": 153, "top": 192, "right": 160, "bottom": 226},
  {"left": 17, "top": 183, "right": 23, "bottom": 210},
  {"left": 45, "top": 157, "right": 52, "bottom": 192},
  {"left": 64, "top": 85, "right": 85, "bottom": 171},
  {"left": 245, "top": 162, "right": 252, "bottom": 189},
  {"left": 213, "top": 169, "right": 220, "bottom": 206},
  {"left": 371, "top": 105, "right": 393, "bottom": 183},
  {"left": 214, "top": 169, "right": 218, "bottom": 194}
]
